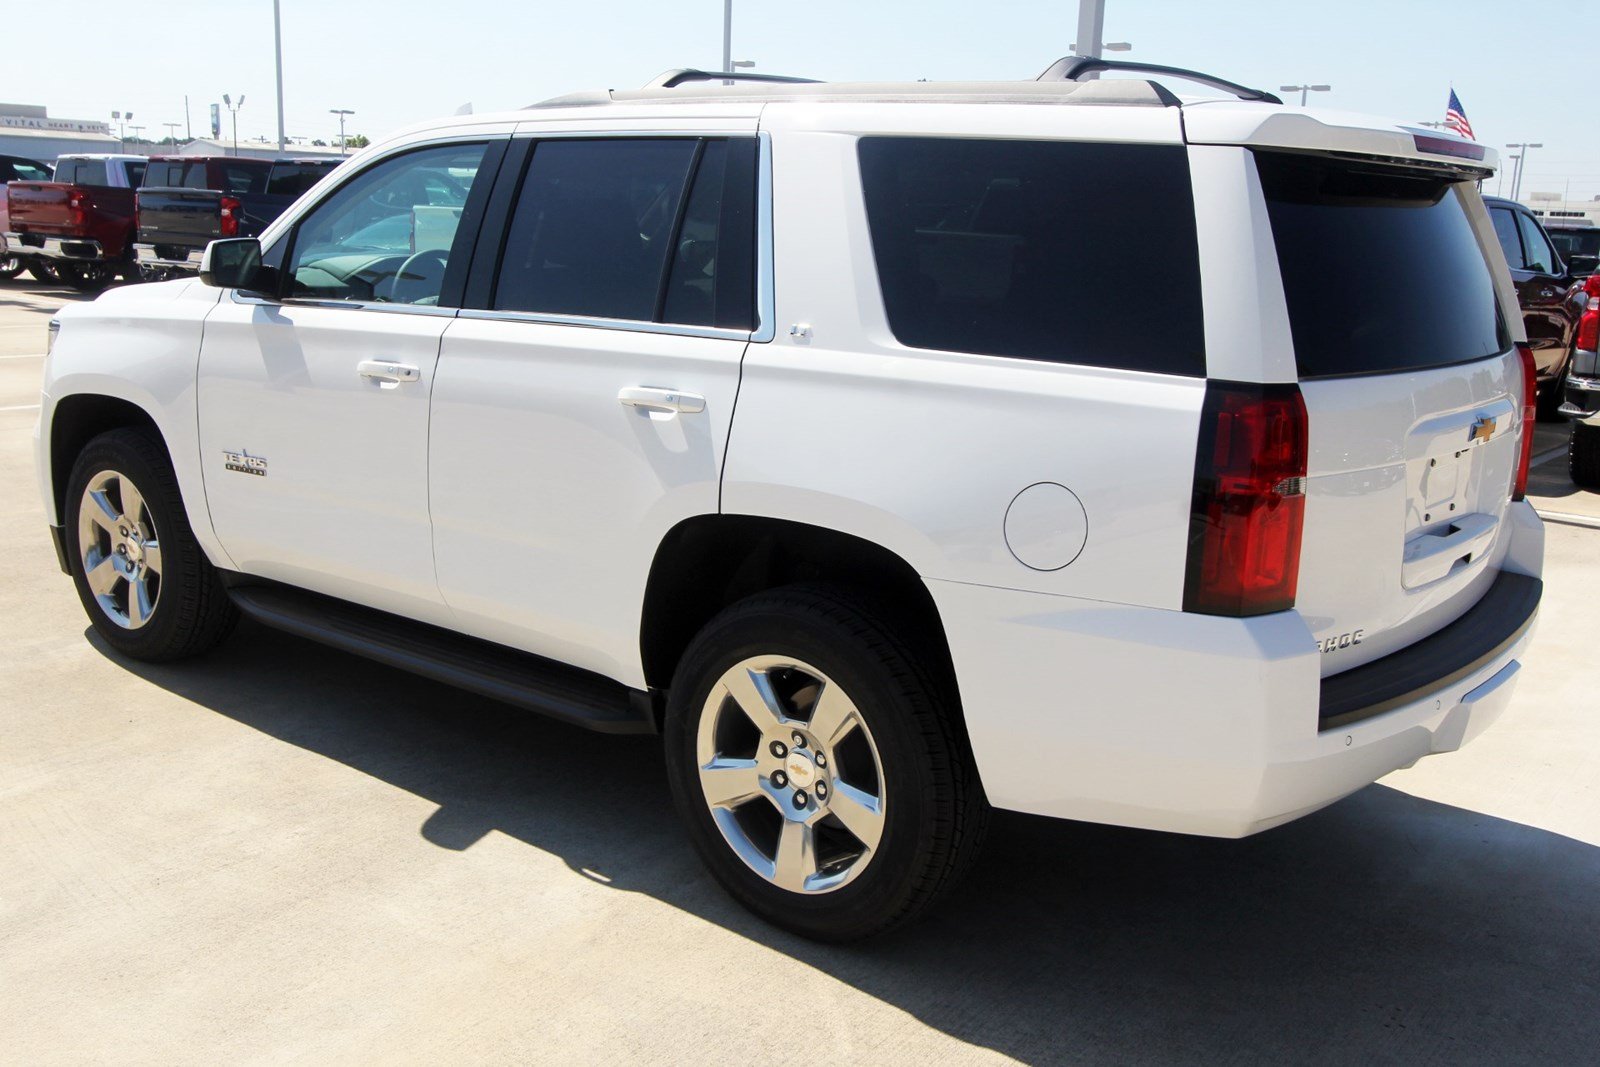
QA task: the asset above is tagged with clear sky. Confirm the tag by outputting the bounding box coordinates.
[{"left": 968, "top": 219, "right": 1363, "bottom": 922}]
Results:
[{"left": 10, "top": 0, "right": 1597, "bottom": 199}]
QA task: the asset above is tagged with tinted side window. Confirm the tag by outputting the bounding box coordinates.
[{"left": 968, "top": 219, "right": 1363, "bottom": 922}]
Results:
[
  {"left": 1490, "top": 208, "right": 1524, "bottom": 269},
  {"left": 285, "top": 141, "right": 488, "bottom": 305},
  {"left": 1258, "top": 152, "right": 1508, "bottom": 378},
  {"left": 662, "top": 139, "right": 757, "bottom": 329},
  {"left": 8, "top": 160, "right": 49, "bottom": 182},
  {"left": 494, "top": 139, "right": 699, "bottom": 321},
  {"left": 267, "top": 163, "right": 334, "bottom": 197},
  {"left": 124, "top": 162, "right": 146, "bottom": 188},
  {"left": 857, "top": 137, "right": 1205, "bottom": 375},
  {"left": 1516, "top": 212, "right": 1557, "bottom": 274}
]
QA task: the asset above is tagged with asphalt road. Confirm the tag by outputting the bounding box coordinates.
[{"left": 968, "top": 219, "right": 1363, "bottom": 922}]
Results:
[{"left": 2, "top": 276, "right": 1597, "bottom": 1064}]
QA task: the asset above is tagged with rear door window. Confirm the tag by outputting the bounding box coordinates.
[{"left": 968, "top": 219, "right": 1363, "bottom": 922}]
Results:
[
  {"left": 1490, "top": 208, "right": 1525, "bottom": 269},
  {"left": 1515, "top": 212, "right": 1558, "bottom": 274},
  {"left": 857, "top": 137, "right": 1205, "bottom": 376},
  {"left": 267, "top": 163, "right": 334, "bottom": 197},
  {"left": 1256, "top": 152, "right": 1509, "bottom": 378},
  {"left": 492, "top": 137, "right": 756, "bottom": 328}
]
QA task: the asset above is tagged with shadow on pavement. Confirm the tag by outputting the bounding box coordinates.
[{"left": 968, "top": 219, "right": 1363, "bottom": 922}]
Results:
[{"left": 100, "top": 620, "right": 1600, "bottom": 1064}]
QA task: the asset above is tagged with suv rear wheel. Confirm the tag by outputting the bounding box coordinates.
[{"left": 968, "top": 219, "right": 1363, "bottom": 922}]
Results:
[
  {"left": 65, "top": 428, "right": 237, "bottom": 660},
  {"left": 664, "top": 586, "right": 988, "bottom": 941}
]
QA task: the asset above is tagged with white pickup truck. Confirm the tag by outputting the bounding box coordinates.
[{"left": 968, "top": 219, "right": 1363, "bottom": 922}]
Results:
[{"left": 34, "top": 60, "right": 1544, "bottom": 940}]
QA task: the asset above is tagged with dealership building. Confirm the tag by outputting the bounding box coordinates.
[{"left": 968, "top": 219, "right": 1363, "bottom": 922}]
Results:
[{"left": 0, "top": 104, "right": 121, "bottom": 162}]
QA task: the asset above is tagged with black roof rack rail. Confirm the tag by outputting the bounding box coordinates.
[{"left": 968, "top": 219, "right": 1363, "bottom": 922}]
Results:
[
  {"left": 1037, "top": 57, "right": 1282, "bottom": 105},
  {"left": 646, "top": 69, "right": 823, "bottom": 90}
]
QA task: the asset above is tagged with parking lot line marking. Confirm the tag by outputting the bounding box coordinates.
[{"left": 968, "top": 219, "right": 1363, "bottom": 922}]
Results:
[
  {"left": 0, "top": 403, "right": 40, "bottom": 412},
  {"left": 1530, "top": 444, "right": 1568, "bottom": 468},
  {"left": 1536, "top": 509, "right": 1600, "bottom": 530}
]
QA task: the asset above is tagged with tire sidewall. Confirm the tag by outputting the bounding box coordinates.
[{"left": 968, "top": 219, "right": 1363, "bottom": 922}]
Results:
[
  {"left": 665, "top": 594, "right": 945, "bottom": 941},
  {"left": 65, "top": 432, "right": 194, "bottom": 657}
]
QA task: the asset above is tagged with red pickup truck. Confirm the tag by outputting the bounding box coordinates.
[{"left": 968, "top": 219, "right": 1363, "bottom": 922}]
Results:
[{"left": 3, "top": 154, "right": 147, "bottom": 290}]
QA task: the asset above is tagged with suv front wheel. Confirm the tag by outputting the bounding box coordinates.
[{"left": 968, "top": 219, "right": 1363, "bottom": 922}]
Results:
[
  {"left": 65, "top": 428, "right": 237, "bottom": 660},
  {"left": 664, "top": 586, "right": 988, "bottom": 941}
]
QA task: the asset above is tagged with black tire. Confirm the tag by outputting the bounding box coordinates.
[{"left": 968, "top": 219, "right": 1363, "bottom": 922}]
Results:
[
  {"left": 1571, "top": 421, "right": 1600, "bottom": 490},
  {"left": 64, "top": 428, "right": 237, "bottom": 661},
  {"left": 0, "top": 252, "right": 21, "bottom": 280},
  {"left": 56, "top": 262, "right": 115, "bottom": 292},
  {"left": 27, "top": 260, "right": 58, "bottom": 284},
  {"left": 665, "top": 585, "right": 989, "bottom": 941}
]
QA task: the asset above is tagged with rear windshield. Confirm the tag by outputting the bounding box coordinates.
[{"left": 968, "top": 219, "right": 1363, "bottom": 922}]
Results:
[
  {"left": 217, "top": 163, "right": 269, "bottom": 195},
  {"left": 266, "top": 163, "right": 334, "bottom": 197},
  {"left": 56, "top": 159, "right": 109, "bottom": 186},
  {"left": 1549, "top": 227, "right": 1600, "bottom": 260},
  {"left": 1256, "top": 152, "right": 1508, "bottom": 378},
  {"left": 858, "top": 137, "right": 1205, "bottom": 376}
]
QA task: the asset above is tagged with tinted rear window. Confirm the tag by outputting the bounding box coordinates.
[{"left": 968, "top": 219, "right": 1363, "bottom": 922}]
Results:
[
  {"left": 1549, "top": 228, "right": 1600, "bottom": 260},
  {"left": 267, "top": 163, "right": 334, "bottom": 197},
  {"left": 57, "top": 159, "right": 109, "bottom": 186},
  {"left": 857, "top": 137, "right": 1205, "bottom": 376},
  {"left": 218, "top": 163, "right": 269, "bottom": 195},
  {"left": 1257, "top": 152, "right": 1508, "bottom": 378}
]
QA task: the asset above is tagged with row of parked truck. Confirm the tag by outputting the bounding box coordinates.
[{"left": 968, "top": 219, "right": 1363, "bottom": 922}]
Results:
[{"left": 0, "top": 151, "right": 337, "bottom": 290}]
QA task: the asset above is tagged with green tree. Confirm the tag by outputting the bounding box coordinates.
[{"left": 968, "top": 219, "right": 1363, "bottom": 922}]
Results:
[{"left": 345, "top": 134, "right": 370, "bottom": 149}]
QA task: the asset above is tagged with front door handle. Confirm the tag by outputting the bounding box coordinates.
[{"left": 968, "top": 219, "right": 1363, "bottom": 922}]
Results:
[
  {"left": 358, "top": 359, "right": 421, "bottom": 387},
  {"left": 617, "top": 386, "right": 705, "bottom": 414}
]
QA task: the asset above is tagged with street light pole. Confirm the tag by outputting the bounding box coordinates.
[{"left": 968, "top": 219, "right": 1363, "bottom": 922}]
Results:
[
  {"left": 273, "top": 0, "right": 286, "bottom": 153},
  {"left": 329, "top": 109, "right": 354, "bottom": 154},
  {"left": 223, "top": 95, "right": 245, "bottom": 156},
  {"left": 163, "top": 122, "right": 182, "bottom": 145},
  {"left": 1279, "top": 83, "right": 1332, "bottom": 106},
  {"left": 1505, "top": 142, "right": 1542, "bottom": 201}
]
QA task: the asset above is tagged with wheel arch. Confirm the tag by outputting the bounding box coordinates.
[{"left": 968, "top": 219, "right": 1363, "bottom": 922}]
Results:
[
  {"left": 639, "top": 514, "right": 962, "bottom": 713},
  {"left": 48, "top": 392, "right": 167, "bottom": 523}
]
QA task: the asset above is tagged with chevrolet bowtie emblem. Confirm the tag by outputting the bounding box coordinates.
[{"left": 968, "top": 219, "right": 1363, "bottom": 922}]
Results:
[{"left": 1468, "top": 416, "right": 1496, "bottom": 444}]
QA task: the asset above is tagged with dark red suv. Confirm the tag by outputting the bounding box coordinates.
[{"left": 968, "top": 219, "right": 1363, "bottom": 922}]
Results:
[{"left": 1485, "top": 195, "right": 1589, "bottom": 420}]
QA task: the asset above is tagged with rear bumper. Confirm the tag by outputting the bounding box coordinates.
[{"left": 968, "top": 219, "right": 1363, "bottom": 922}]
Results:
[
  {"left": 134, "top": 244, "right": 205, "bottom": 272},
  {"left": 1560, "top": 358, "right": 1600, "bottom": 424},
  {"left": 3, "top": 233, "right": 107, "bottom": 262},
  {"left": 928, "top": 508, "right": 1543, "bottom": 838}
]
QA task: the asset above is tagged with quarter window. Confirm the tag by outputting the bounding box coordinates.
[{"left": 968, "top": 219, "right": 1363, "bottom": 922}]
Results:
[
  {"left": 857, "top": 137, "right": 1206, "bottom": 376},
  {"left": 283, "top": 141, "right": 488, "bottom": 306},
  {"left": 492, "top": 137, "right": 757, "bottom": 329}
]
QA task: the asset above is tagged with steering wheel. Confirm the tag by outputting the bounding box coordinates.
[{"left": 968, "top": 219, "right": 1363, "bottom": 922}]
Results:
[{"left": 386, "top": 247, "right": 450, "bottom": 304}]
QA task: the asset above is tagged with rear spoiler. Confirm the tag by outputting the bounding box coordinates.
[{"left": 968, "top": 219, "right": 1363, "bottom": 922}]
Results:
[{"left": 1184, "top": 105, "right": 1497, "bottom": 176}]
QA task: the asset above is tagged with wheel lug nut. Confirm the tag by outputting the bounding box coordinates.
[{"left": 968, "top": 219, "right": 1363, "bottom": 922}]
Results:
[
  {"left": 769, "top": 740, "right": 787, "bottom": 759},
  {"left": 118, "top": 526, "right": 128, "bottom": 537},
  {"left": 814, "top": 753, "right": 827, "bottom": 768},
  {"left": 792, "top": 790, "right": 808, "bottom": 808},
  {"left": 771, "top": 770, "right": 788, "bottom": 788},
  {"left": 815, "top": 781, "right": 828, "bottom": 799},
  {"left": 791, "top": 731, "right": 806, "bottom": 748}
]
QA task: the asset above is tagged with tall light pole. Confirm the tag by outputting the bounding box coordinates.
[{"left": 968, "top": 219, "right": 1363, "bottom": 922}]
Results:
[
  {"left": 1280, "top": 83, "right": 1332, "bottom": 106},
  {"left": 329, "top": 109, "right": 354, "bottom": 154},
  {"left": 163, "top": 122, "right": 182, "bottom": 145},
  {"left": 128, "top": 125, "right": 145, "bottom": 147},
  {"left": 721, "top": 0, "right": 733, "bottom": 83},
  {"left": 273, "top": 0, "right": 286, "bottom": 152},
  {"left": 222, "top": 95, "right": 245, "bottom": 156},
  {"left": 1506, "top": 142, "right": 1542, "bottom": 201}
]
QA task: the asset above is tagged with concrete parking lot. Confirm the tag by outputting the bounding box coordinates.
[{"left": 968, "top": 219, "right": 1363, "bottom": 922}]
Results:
[{"left": 2, "top": 277, "right": 1597, "bottom": 1064}]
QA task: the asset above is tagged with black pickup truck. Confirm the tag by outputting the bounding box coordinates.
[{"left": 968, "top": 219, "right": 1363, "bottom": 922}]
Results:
[{"left": 134, "top": 156, "right": 338, "bottom": 278}]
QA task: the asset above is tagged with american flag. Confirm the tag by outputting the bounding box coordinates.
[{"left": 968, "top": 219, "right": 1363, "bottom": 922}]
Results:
[{"left": 1445, "top": 89, "right": 1475, "bottom": 140}]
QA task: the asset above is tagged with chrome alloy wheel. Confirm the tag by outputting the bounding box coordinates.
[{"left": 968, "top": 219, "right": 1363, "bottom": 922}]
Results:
[
  {"left": 77, "top": 469, "right": 162, "bottom": 630},
  {"left": 697, "top": 655, "right": 887, "bottom": 894}
]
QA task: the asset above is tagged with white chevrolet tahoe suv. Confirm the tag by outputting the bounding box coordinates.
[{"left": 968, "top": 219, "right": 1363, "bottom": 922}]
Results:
[{"left": 35, "top": 60, "right": 1545, "bottom": 941}]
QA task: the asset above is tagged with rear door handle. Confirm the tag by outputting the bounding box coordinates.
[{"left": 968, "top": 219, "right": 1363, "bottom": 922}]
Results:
[
  {"left": 617, "top": 386, "right": 705, "bottom": 414},
  {"left": 358, "top": 359, "right": 421, "bottom": 386}
]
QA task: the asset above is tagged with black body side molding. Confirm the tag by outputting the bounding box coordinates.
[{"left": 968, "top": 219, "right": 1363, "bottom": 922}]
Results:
[
  {"left": 1320, "top": 570, "right": 1541, "bottom": 730},
  {"left": 225, "top": 578, "right": 657, "bottom": 735}
]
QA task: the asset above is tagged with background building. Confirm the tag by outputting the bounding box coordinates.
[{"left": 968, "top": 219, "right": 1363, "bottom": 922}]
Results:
[{"left": 0, "top": 104, "right": 119, "bottom": 163}]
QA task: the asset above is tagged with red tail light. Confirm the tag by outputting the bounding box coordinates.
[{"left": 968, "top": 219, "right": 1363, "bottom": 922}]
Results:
[
  {"left": 1183, "top": 382, "right": 1309, "bottom": 616},
  {"left": 1512, "top": 342, "right": 1537, "bottom": 501},
  {"left": 66, "top": 186, "right": 88, "bottom": 228},
  {"left": 1579, "top": 307, "right": 1599, "bottom": 354},
  {"left": 219, "top": 196, "right": 241, "bottom": 238}
]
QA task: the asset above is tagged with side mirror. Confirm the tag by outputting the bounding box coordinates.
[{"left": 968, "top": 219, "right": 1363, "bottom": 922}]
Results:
[{"left": 198, "top": 238, "right": 264, "bottom": 291}]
